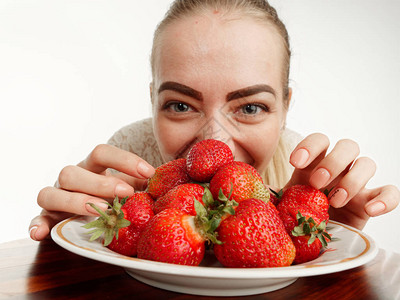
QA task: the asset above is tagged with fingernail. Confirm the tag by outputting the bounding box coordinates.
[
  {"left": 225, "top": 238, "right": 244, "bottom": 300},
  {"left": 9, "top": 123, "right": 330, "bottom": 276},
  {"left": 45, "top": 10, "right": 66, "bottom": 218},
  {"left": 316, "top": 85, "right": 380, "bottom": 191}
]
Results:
[
  {"left": 365, "top": 201, "right": 386, "bottom": 216},
  {"left": 329, "top": 188, "right": 348, "bottom": 208},
  {"left": 115, "top": 184, "right": 133, "bottom": 197},
  {"left": 291, "top": 148, "right": 309, "bottom": 168},
  {"left": 29, "top": 226, "right": 38, "bottom": 241},
  {"left": 137, "top": 161, "right": 155, "bottom": 178},
  {"left": 86, "top": 202, "right": 109, "bottom": 215},
  {"left": 309, "top": 168, "right": 331, "bottom": 189}
]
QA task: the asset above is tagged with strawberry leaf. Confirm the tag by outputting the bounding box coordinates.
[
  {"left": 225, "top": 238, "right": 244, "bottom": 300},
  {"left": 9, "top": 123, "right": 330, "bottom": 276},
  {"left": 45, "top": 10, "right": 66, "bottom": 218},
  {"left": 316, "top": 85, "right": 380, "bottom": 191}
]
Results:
[
  {"left": 209, "top": 218, "right": 221, "bottom": 232},
  {"left": 120, "top": 196, "right": 128, "bottom": 206},
  {"left": 317, "top": 220, "right": 327, "bottom": 231},
  {"left": 292, "top": 211, "right": 332, "bottom": 248},
  {"left": 228, "top": 182, "right": 234, "bottom": 199},
  {"left": 83, "top": 196, "right": 131, "bottom": 247},
  {"left": 269, "top": 188, "right": 283, "bottom": 199},
  {"left": 88, "top": 229, "right": 104, "bottom": 242},
  {"left": 202, "top": 186, "right": 214, "bottom": 208},
  {"left": 308, "top": 234, "right": 317, "bottom": 245},
  {"left": 292, "top": 226, "right": 304, "bottom": 236},
  {"left": 103, "top": 229, "right": 115, "bottom": 246},
  {"left": 303, "top": 222, "right": 311, "bottom": 235},
  {"left": 117, "top": 219, "right": 131, "bottom": 229},
  {"left": 218, "top": 188, "right": 229, "bottom": 202},
  {"left": 317, "top": 234, "right": 328, "bottom": 248},
  {"left": 222, "top": 206, "right": 236, "bottom": 216},
  {"left": 323, "top": 187, "right": 334, "bottom": 197},
  {"left": 207, "top": 232, "right": 222, "bottom": 245},
  {"left": 323, "top": 231, "right": 332, "bottom": 241},
  {"left": 308, "top": 217, "right": 316, "bottom": 226},
  {"left": 83, "top": 218, "right": 106, "bottom": 230},
  {"left": 194, "top": 199, "right": 208, "bottom": 219}
]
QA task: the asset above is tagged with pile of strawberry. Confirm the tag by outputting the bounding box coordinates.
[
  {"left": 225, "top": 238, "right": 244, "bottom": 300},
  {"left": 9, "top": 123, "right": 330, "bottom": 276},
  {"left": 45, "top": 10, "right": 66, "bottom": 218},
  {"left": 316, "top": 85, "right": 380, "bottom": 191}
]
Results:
[{"left": 85, "top": 139, "right": 331, "bottom": 267}]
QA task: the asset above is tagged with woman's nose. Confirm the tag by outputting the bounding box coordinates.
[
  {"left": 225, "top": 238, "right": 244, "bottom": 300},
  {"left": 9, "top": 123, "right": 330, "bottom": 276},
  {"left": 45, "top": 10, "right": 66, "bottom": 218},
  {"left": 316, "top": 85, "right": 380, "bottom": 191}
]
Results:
[{"left": 196, "top": 115, "right": 237, "bottom": 154}]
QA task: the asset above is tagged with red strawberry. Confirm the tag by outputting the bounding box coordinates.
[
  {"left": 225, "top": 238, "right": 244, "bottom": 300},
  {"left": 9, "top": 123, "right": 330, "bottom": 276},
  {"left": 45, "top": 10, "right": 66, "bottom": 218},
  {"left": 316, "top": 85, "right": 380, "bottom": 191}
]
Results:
[
  {"left": 291, "top": 233, "right": 324, "bottom": 265},
  {"left": 84, "top": 192, "right": 155, "bottom": 256},
  {"left": 153, "top": 183, "right": 207, "bottom": 216},
  {"left": 186, "top": 139, "right": 234, "bottom": 182},
  {"left": 277, "top": 185, "right": 329, "bottom": 220},
  {"left": 269, "top": 188, "right": 282, "bottom": 206},
  {"left": 137, "top": 207, "right": 214, "bottom": 266},
  {"left": 107, "top": 228, "right": 141, "bottom": 257},
  {"left": 213, "top": 198, "right": 296, "bottom": 268},
  {"left": 276, "top": 185, "right": 331, "bottom": 264},
  {"left": 123, "top": 192, "right": 155, "bottom": 229},
  {"left": 147, "top": 158, "right": 191, "bottom": 199},
  {"left": 209, "top": 161, "right": 269, "bottom": 203},
  {"left": 281, "top": 209, "right": 331, "bottom": 264}
]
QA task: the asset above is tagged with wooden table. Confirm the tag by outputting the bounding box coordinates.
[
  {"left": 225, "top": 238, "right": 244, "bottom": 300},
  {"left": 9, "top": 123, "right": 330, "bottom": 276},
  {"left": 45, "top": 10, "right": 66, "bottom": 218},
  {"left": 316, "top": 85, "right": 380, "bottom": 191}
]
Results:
[{"left": 1, "top": 238, "right": 399, "bottom": 299}]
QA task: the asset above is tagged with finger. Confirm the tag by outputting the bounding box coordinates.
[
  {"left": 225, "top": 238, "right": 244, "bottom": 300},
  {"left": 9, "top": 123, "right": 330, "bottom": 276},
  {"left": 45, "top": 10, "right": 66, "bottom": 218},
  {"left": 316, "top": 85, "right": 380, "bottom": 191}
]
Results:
[
  {"left": 364, "top": 185, "right": 400, "bottom": 216},
  {"left": 29, "top": 210, "right": 73, "bottom": 241},
  {"left": 78, "top": 144, "right": 155, "bottom": 178},
  {"left": 328, "top": 157, "right": 376, "bottom": 208},
  {"left": 309, "top": 139, "right": 361, "bottom": 190},
  {"left": 37, "top": 186, "right": 110, "bottom": 216},
  {"left": 290, "top": 133, "right": 330, "bottom": 169},
  {"left": 285, "top": 133, "right": 330, "bottom": 188},
  {"left": 57, "top": 165, "right": 135, "bottom": 199},
  {"left": 105, "top": 168, "right": 148, "bottom": 191}
]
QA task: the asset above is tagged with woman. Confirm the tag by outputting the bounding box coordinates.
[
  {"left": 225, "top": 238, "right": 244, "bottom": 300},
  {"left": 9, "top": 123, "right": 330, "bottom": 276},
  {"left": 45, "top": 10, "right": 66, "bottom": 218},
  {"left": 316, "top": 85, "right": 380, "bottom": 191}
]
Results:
[{"left": 29, "top": 0, "right": 399, "bottom": 241}]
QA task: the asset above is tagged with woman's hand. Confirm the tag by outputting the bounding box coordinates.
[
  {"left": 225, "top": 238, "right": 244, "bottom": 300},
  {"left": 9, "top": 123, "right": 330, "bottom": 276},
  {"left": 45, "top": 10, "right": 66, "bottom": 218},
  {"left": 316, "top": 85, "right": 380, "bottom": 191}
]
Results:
[
  {"left": 285, "top": 133, "right": 400, "bottom": 230},
  {"left": 29, "top": 144, "right": 155, "bottom": 241}
]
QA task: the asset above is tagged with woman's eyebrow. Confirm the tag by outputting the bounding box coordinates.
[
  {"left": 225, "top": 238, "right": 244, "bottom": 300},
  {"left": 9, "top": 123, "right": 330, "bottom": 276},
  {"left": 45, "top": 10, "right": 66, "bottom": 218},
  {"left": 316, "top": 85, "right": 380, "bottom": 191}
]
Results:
[
  {"left": 158, "top": 82, "right": 275, "bottom": 102},
  {"left": 226, "top": 84, "right": 276, "bottom": 101},
  {"left": 158, "top": 81, "right": 203, "bottom": 101}
]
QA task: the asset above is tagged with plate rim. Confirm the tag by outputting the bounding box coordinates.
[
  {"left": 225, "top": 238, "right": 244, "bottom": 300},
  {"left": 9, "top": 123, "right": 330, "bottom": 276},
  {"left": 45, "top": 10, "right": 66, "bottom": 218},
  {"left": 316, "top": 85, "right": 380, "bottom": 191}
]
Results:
[{"left": 51, "top": 216, "right": 379, "bottom": 279}]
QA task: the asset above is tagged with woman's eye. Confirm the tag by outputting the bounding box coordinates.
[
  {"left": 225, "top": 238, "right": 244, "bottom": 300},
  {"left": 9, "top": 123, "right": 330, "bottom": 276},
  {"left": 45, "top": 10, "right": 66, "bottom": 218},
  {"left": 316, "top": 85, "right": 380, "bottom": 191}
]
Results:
[
  {"left": 240, "top": 103, "right": 268, "bottom": 115},
  {"left": 165, "top": 101, "right": 192, "bottom": 112},
  {"left": 174, "top": 102, "right": 190, "bottom": 112}
]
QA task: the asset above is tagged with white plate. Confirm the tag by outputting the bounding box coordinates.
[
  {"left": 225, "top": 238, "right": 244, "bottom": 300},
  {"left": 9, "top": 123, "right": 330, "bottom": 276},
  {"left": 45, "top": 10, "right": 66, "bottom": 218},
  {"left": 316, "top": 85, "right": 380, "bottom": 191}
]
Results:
[{"left": 51, "top": 216, "right": 378, "bottom": 297}]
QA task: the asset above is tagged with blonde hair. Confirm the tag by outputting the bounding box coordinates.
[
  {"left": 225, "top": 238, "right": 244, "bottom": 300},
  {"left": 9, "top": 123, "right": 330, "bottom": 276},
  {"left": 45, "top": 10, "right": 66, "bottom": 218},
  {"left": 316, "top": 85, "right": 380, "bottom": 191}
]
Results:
[
  {"left": 263, "top": 133, "right": 293, "bottom": 188},
  {"left": 150, "top": 0, "right": 293, "bottom": 188}
]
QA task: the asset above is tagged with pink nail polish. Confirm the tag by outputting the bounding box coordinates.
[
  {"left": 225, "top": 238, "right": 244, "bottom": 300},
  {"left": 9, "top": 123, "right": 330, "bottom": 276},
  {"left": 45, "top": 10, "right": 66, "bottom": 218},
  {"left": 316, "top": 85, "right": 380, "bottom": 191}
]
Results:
[
  {"left": 309, "top": 168, "right": 331, "bottom": 189},
  {"left": 291, "top": 148, "right": 309, "bottom": 168},
  {"left": 366, "top": 201, "right": 386, "bottom": 216},
  {"left": 115, "top": 184, "right": 133, "bottom": 197},
  {"left": 86, "top": 202, "right": 109, "bottom": 215},
  {"left": 137, "top": 162, "right": 155, "bottom": 178},
  {"left": 329, "top": 188, "right": 348, "bottom": 207}
]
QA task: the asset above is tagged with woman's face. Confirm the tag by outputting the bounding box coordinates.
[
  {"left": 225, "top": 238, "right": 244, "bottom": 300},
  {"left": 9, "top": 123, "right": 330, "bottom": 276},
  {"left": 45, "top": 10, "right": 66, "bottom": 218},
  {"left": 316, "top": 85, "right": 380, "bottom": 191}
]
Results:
[{"left": 152, "top": 12, "right": 289, "bottom": 173}]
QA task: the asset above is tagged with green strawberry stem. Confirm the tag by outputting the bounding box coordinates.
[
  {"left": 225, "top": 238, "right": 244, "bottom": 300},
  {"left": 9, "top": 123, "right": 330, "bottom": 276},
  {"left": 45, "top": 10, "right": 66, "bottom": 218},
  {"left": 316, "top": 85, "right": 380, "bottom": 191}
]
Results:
[
  {"left": 194, "top": 199, "right": 222, "bottom": 245},
  {"left": 323, "top": 187, "right": 335, "bottom": 197},
  {"left": 292, "top": 211, "right": 332, "bottom": 248},
  {"left": 269, "top": 188, "right": 283, "bottom": 199},
  {"left": 201, "top": 186, "right": 215, "bottom": 208},
  {"left": 193, "top": 186, "right": 239, "bottom": 246},
  {"left": 216, "top": 188, "right": 238, "bottom": 215},
  {"left": 205, "top": 188, "right": 238, "bottom": 220},
  {"left": 82, "top": 196, "right": 131, "bottom": 246}
]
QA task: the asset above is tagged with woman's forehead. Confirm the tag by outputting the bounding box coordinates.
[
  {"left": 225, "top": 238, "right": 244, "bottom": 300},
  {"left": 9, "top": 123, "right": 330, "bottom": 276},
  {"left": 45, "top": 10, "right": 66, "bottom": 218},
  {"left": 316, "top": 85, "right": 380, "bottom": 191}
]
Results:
[
  {"left": 160, "top": 12, "right": 282, "bottom": 46},
  {"left": 154, "top": 14, "right": 285, "bottom": 90}
]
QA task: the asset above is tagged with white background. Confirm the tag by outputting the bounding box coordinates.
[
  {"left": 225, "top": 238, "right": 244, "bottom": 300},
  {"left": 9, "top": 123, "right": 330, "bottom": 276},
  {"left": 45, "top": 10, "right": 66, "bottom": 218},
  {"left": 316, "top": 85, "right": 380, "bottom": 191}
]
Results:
[{"left": 0, "top": 0, "right": 399, "bottom": 253}]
